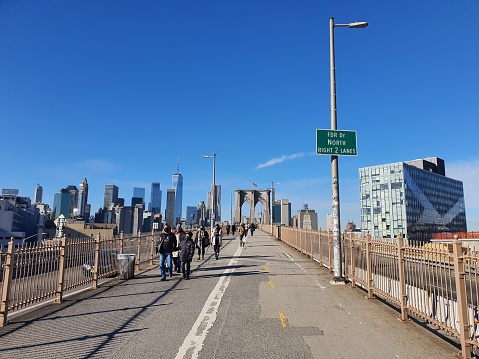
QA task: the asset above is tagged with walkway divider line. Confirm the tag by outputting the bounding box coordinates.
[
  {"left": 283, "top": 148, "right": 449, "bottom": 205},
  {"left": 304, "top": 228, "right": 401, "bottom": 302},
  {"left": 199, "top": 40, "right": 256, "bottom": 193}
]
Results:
[{"left": 175, "top": 244, "right": 243, "bottom": 359}]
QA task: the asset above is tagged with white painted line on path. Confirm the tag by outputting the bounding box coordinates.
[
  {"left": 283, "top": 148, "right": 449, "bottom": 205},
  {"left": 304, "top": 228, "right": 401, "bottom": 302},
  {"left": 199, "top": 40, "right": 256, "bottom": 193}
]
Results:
[{"left": 175, "top": 244, "right": 243, "bottom": 359}]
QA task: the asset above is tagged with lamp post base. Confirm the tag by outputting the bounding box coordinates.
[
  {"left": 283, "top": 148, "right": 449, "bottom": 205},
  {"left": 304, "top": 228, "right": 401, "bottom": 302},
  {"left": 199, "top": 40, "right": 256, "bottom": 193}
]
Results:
[{"left": 329, "top": 277, "right": 346, "bottom": 285}]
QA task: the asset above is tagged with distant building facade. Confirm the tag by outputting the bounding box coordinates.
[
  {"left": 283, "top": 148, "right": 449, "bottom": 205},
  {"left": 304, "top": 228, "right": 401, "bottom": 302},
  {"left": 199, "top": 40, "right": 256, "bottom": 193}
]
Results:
[
  {"left": 103, "top": 184, "right": 119, "bottom": 210},
  {"left": 359, "top": 157, "right": 467, "bottom": 244},
  {"left": 172, "top": 171, "right": 183, "bottom": 226},
  {"left": 150, "top": 182, "right": 162, "bottom": 214},
  {"left": 34, "top": 184, "right": 43, "bottom": 204},
  {"left": 165, "top": 188, "right": 176, "bottom": 226},
  {"left": 296, "top": 204, "right": 318, "bottom": 230}
]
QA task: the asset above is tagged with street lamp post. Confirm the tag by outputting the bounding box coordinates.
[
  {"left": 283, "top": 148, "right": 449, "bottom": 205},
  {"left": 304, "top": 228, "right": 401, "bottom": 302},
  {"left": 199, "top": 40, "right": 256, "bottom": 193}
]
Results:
[
  {"left": 270, "top": 182, "right": 280, "bottom": 235},
  {"left": 203, "top": 154, "right": 216, "bottom": 236},
  {"left": 22, "top": 232, "right": 47, "bottom": 246},
  {"left": 329, "top": 17, "right": 368, "bottom": 284}
]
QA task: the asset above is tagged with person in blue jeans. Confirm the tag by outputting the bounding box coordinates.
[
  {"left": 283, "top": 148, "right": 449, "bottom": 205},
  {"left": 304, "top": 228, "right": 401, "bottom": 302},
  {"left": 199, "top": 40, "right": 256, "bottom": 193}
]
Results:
[{"left": 157, "top": 224, "right": 176, "bottom": 281}]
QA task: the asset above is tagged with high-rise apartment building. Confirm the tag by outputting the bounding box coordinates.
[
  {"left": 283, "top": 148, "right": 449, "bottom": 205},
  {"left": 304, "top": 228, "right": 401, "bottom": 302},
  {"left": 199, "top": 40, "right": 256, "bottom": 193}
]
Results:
[
  {"left": 104, "top": 184, "right": 119, "bottom": 209},
  {"left": 359, "top": 157, "right": 467, "bottom": 244},
  {"left": 172, "top": 161, "right": 183, "bottom": 226},
  {"left": 34, "top": 184, "right": 43, "bottom": 204},
  {"left": 150, "top": 182, "right": 162, "bottom": 214},
  {"left": 165, "top": 188, "right": 176, "bottom": 226}
]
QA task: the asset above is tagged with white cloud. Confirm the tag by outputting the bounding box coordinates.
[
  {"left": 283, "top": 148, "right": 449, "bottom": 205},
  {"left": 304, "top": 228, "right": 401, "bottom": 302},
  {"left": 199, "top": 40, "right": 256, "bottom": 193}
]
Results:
[{"left": 256, "top": 152, "right": 307, "bottom": 169}]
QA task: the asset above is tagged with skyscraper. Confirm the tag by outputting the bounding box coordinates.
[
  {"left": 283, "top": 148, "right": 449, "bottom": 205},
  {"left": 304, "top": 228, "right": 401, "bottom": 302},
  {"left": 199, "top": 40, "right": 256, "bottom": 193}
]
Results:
[
  {"left": 186, "top": 206, "right": 197, "bottom": 226},
  {"left": 104, "top": 184, "right": 119, "bottom": 209},
  {"left": 172, "top": 159, "right": 183, "bottom": 225},
  {"left": 34, "top": 184, "right": 43, "bottom": 204},
  {"left": 165, "top": 188, "right": 176, "bottom": 226},
  {"left": 150, "top": 182, "right": 162, "bottom": 214},
  {"left": 133, "top": 187, "right": 145, "bottom": 202},
  {"left": 53, "top": 189, "right": 72, "bottom": 219},
  {"left": 77, "top": 177, "right": 88, "bottom": 217},
  {"left": 359, "top": 157, "right": 467, "bottom": 243}
]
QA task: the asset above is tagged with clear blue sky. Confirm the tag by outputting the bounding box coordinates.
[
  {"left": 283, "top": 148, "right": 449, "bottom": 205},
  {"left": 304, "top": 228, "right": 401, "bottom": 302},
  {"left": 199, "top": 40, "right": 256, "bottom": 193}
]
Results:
[{"left": 1, "top": 1, "right": 478, "bottom": 230}]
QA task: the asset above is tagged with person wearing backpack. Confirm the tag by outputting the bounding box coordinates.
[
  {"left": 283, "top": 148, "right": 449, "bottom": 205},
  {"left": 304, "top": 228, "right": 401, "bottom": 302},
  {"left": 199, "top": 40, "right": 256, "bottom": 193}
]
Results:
[
  {"left": 195, "top": 225, "right": 209, "bottom": 260},
  {"left": 212, "top": 223, "right": 223, "bottom": 260}
]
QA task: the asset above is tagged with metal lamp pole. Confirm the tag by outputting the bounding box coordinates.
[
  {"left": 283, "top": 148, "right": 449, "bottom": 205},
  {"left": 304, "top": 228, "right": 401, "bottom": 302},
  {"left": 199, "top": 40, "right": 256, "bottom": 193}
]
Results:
[
  {"left": 203, "top": 154, "right": 216, "bottom": 236},
  {"left": 329, "top": 17, "right": 368, "bottom": 283}
]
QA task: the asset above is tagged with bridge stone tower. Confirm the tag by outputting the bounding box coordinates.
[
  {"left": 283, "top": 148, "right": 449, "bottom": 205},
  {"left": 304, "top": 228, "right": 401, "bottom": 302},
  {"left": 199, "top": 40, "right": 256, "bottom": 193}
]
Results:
[{"left": 234, "top": 189, "right": 271, "bottom": 224}]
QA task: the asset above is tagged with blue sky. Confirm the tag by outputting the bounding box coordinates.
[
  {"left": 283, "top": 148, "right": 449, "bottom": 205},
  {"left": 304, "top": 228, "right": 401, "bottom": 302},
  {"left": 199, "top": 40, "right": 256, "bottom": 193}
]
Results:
[{"left": 1, "top": 1, "right": 478, "bottom": 230}]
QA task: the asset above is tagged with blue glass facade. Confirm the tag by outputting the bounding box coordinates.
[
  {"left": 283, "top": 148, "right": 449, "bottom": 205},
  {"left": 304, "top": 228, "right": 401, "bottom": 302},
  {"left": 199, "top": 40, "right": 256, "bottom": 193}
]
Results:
[
  {"left": 359, "top": 158, "right": 467, "bottom": 243},
  {"left": 150, "top": 182, "right": 161, "bottom": 214}
]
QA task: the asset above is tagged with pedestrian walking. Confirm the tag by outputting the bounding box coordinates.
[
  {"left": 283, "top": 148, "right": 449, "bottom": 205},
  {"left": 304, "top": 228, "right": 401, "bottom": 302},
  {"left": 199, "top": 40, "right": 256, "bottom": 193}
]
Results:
[
  {"left": 244, "top": 223, "right": 248, "bottom": 238},
  {"left": 212, "top": 223, "right": 223, "bottom": 260},
  {"left": 249, "top": 223, "right": 256, "bottom": 236},
  {"left": 195, "top": 225, "right": 209, "bottom": 260},
  {"left": 238, "top": 223, "right": 246, "bottom": 247},
  {"left": 179, "top": 231, "right": 196, "bottom": 279},
  {"left": 231, "top": 224, "right": 236, "bottom": 235},
  {"left": 226, "top": 223, "right": 231, "bottom": 235},
  {"left": 173, "top": 225, "right": 185, "bottom": 273},
  {"left": 157, "top": 224, "right": 176, "bottom": 281}
]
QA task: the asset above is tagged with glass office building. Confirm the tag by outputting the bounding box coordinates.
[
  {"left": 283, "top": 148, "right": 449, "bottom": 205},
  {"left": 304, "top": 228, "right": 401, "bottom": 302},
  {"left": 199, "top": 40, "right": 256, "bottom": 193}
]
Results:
[{"left": 359, "top": 157, "right": 467, "bottom": 244}]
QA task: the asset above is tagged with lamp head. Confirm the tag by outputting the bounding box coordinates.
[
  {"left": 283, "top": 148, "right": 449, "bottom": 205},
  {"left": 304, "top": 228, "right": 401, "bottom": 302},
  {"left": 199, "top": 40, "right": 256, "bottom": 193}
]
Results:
[{"left": 349, "top": 21, "right": 368, "bottom": 28}]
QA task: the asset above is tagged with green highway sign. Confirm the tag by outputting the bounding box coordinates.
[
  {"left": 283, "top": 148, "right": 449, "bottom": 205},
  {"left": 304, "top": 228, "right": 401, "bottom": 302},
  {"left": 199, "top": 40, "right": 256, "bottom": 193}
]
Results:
[{"left": 316, "top": 129, "right": 357, "bottom": 156}]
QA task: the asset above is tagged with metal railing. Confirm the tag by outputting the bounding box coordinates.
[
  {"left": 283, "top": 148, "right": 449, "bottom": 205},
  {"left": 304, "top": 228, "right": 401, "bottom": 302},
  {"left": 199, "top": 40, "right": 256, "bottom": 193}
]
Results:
[
  {"left": 259, "top": 224, "right": 479, "bottom": 359},
  {"left": 0, "top": 231, "right": 158, "bottom": 327}
]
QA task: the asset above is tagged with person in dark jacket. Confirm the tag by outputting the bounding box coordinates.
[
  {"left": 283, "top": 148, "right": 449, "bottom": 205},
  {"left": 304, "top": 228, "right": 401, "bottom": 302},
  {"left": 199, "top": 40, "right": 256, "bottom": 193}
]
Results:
[
  {"left": 226, "top": 223, "right": 231, "bottom": 235},
  {"left": 157, "top": 224, "right": 176, "bottom": 281},
  {"left": 179, "top": 231, "right": 196, "bottom": 279},
  {"left": 195, "top": 225, "right": 209, "bottom": 260},
  {"left": 231, "top": 224, "right": 236, "bottom": 235},
  {"left": 249, "top": 223, "right": 256, "bottom": 236}
]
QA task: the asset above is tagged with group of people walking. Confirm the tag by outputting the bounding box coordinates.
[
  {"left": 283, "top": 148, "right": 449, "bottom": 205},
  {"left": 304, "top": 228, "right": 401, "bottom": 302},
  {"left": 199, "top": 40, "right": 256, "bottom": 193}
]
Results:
[{"left": 156, "top": 223, "right": 224, "bottom": 281}]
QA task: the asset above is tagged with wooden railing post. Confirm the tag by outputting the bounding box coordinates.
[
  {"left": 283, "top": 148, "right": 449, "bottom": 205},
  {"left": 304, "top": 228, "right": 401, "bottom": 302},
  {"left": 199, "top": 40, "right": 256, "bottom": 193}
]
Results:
[
  {"left": 0, "top": 238, "right": 15, "bottom": 327},
  {"left": 343, "top": 232, "right": 349, "bottom": 281},
  {"left": 452, "top": 236, "right": 472, "bottom": 359},
  {"left": 136, "top": 231, "right": 141, "bottom": 271},
  {"left": 350, "top": 232, "right": 356, "bottom": 288},
  {"left": 397, "top": 233, "right": 408, "bottom": 321},
  {"left": 54, "top": 236, "right": 67, "bottom": 304},
  {"left": 150, "top": 230, "right": 155, "bottom": 266},
  {"left": 92, "top": 233, "right": 101, "bottom": 289},
  {"left": 309, "top": 228, "right": 314, "bottom": 259},
  {"left": 366, "top": 232, "right": 374, "bottom": 299}
]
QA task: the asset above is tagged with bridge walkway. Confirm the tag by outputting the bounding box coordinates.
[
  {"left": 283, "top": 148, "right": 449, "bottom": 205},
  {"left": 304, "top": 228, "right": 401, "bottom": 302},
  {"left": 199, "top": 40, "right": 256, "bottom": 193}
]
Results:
[{"left": 0, "top": 230, "right": 462, "bottom": 358}]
